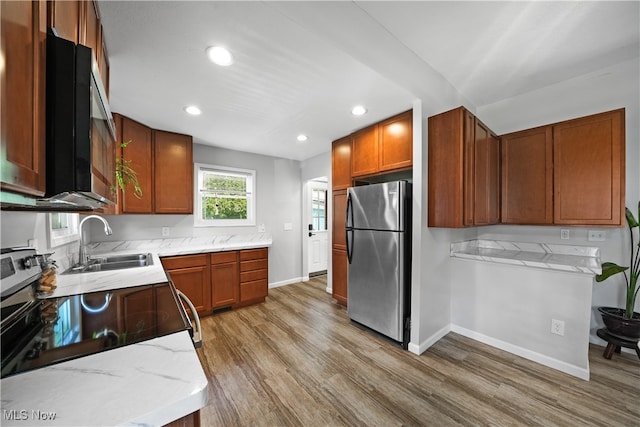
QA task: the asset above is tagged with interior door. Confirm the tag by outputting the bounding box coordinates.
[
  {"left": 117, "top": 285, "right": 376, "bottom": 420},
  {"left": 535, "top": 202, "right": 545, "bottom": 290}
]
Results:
[{"left": 308, "top": 181, "right": 328, "bottom": 275}]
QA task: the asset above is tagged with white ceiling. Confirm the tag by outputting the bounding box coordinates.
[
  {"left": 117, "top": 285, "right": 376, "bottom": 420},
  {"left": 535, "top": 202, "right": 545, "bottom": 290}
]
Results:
[{"left": 98, "top": 1, "right": 639, "bottom": 162}]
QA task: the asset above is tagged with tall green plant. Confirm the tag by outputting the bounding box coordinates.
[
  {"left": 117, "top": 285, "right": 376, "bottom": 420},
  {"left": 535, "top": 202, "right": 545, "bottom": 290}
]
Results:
[{"left": 595, "top": 203, "right": 640, "bottom": 319}]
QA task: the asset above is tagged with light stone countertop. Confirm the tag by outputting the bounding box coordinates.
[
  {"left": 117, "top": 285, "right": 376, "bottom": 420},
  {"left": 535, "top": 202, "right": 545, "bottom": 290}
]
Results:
[
  {"left": 1, "top": 233, "right": 272, "bottom": 426},
  {"left": 450, "top": 239, "right": 601, "bottom": 275},
  {"left": 0, "top": 332, "right": 208, "bottom": 427}
]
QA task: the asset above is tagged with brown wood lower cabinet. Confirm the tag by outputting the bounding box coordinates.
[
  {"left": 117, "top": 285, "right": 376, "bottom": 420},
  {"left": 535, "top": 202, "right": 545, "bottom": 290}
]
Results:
[
  {"left": 239, "top": 248, "right": 269, "bottom": 306},
  {"left": 162, "top": 254, "right": 211, "bottom": 316},
  {"left": 164, "top": 410, "right": 200, "bottom": 427},
  {"left": 161, "top": 248, "right": 268, "bottom": 316},
  {"left": 332, "top": 249, "right": 348, "bottom": 306},
  {"left": 211, "top": 251, "right": 239, "bottom": 309}
]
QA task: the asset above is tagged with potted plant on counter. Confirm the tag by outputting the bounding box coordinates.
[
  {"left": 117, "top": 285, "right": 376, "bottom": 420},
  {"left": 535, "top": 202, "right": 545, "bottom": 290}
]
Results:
[{"left": 595, "top": 203, "right": 640, "bottom": 340}]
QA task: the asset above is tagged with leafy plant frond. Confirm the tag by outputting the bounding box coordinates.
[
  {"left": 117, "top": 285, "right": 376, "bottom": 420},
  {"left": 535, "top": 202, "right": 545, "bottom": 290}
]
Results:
[
  {"left": 111, "top": 140, "right": 143, "bottom": 199},
  {"left": 596, "top": 202, "right": 640, "bottom": 319}
]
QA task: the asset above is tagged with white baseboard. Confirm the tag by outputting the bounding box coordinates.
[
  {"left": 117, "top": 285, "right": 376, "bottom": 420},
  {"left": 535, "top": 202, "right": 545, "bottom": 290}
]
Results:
[
  {"left": 269, "top": 277, "right": 305, "bottom": 289},
  {"left": 408, "top": 324, "right": 451, "bottom": 355},
  {"left": 451, "top": 325, "right": 590, "bottom": 381}
]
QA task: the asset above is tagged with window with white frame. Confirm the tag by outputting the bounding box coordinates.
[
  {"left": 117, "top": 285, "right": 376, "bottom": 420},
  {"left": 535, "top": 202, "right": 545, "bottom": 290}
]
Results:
[{"left": 194, "top": 163, "right": 256, "bottom": 227}]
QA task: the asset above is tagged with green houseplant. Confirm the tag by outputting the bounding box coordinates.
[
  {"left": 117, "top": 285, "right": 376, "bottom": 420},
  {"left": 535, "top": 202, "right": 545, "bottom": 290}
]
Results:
[
  {"left": 112, "top": 140, "right": 143, "bottom": 199},
  {"left": 595, "top": 203, "right": 640, "bottom": 338}
]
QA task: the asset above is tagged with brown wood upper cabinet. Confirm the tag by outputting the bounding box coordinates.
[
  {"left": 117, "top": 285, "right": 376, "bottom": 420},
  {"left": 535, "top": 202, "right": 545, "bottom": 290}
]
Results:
[
  {"left": 154, "top": 130, "right": 193, "bottom": 214},
  {"left": 501, "top": 126, "right": 553, "bottom": 225},
  {"left": 117, "top": 115, "right": 154, "bottom": 214},
  {"left": 379, "top": 110, "right": 413, "bottom": 172},
  {"left": 115, "top": 114, "right": 193, "bottom": 214},
  {"left": 331, "top": 136, "right": 352, "bottom": 190},
  {"left": 553, "top": 109, "right": 625, "bottom": 226},
  {"left": 48, "top": 0, "right": 109, "bottom": 96},
  {"left": 500, "top": 109, "right": 625, "bottom": 226},
  {"left": 428, "top": 106, "right": 500, "bottom": 228},
  {"left": 0, "top": 0, "right": 47, "bottom": 198},
  {"left": 351, "top": 110, "right": 413, "bottom": 178}
]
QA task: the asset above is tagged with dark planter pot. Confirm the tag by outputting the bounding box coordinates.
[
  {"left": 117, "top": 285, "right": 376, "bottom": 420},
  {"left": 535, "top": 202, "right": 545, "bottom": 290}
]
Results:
[{"left": 598, "top": 307, "right": 640, "bottom": 340}]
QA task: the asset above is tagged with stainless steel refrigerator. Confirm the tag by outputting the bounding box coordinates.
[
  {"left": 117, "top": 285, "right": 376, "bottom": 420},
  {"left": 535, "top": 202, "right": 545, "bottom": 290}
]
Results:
[{"left": 346, "top": 180, "right": 411, "bottom": 348}]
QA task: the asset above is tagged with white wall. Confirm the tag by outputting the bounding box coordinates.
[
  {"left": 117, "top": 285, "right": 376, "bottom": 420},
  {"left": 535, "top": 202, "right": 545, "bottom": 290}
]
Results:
[
  {"left": 89, "top": 144, "right": 304, "bottom": 286},
  {"left": 0, "top": 211, "right": 78, "bottom": 270},
  {"left": 474, "top": 58, "right": 640, "bottom": 349}
]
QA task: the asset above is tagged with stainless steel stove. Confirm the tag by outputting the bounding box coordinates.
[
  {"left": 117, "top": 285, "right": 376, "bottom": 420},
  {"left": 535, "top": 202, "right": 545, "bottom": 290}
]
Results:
[{"left": 0, "top": 248, "right": 194, "bottom": 379}]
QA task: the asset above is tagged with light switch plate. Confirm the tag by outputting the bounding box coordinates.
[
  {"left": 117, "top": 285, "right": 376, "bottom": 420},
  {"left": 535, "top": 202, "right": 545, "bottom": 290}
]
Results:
[{"left": 283, "top": 222, "right": 293, "bottom": 231}]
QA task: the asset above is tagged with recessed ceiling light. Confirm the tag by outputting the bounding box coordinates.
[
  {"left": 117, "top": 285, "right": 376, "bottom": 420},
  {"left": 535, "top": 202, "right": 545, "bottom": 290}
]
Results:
[
  {"left": 351, "top": 105, "right": 367, "bottom": 116},
  {"left": 296, "top": 134, "right": 308, "bottom": 142},
  {"left": 206, "top": 46, "right": 234, "bottom": 66},
  {"left": 184, "top": 105, "right": 202, "bottom": 115}
]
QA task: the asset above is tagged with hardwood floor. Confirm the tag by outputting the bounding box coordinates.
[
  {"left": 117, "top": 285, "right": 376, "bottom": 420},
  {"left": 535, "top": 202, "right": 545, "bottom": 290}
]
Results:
[{"left": 196, "top": 276, "right": 640, "bottom": 426}]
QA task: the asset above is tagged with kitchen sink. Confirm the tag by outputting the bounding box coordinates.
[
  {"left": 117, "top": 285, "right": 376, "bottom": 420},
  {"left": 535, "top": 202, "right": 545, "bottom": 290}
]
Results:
[{"left": 64, "top": 253, "right": 154, "bottom": 274}]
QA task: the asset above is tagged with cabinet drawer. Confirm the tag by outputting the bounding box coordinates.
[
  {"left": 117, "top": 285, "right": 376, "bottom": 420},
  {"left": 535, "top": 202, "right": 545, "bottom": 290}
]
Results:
[
  {"left": 240, "top": 248, "right": 268, "bottom": 261},
  {"left": 240, "top": 259, "right": 268, "bottom": 272},
  {"left": 161, "top": 254, "right": 208, "bottom": 270},
  {"left": 210, "top": 251, "right": 238, "bottom": 264},
  {"left": 240, "top": 279, "right": 268, "bottom": 302},
  {"left": 240, "top": 269, "right": 267, "bottom": 283}
]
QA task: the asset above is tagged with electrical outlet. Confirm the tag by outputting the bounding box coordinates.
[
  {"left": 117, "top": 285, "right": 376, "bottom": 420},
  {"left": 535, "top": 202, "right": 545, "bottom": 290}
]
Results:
[
  {"left": 588, "top": 230, "right": 606, "bottom": 241},
  {"left": 560, "top": 229, "right": 570, "bottom": 240},
  {"left": 258, "top": 224, "right": 266, "bottom": 233},
  {"left": 283, "top": 222, "right": 293, "bottom": 231},
  {"left": 551, "top": 319, "right": 565, "bottom": 336},
  {"left": 161, "top": 227, "right": 170, "bottom": 237}
]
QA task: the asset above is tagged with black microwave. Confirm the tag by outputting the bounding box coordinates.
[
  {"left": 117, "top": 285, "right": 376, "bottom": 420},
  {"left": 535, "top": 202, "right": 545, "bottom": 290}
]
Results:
[{"left": 40, "top": 31, "right": 116, "bottom": 209}]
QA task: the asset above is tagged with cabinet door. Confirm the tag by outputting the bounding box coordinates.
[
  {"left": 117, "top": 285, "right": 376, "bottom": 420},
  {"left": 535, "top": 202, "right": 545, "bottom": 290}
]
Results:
[
  {"left": 81, "top": 0, "right": 99, "bottom": 57},
  {"left": 120, "top": 116, "right": 153, "bottom": 213},
  {"left": 332, "top": 249, "right": 348, "bottom": 306},
  {"left": 153, "top": 130, "right": 193, "bottom": 214},
  {"left": 473, "top": 119, "right": 500, "bottom": 225},
  {"left": 428, "top": 107, "right": 465, "bottom": 228},
  {"left": 166, "top": 266, "right": 211, "bottom": 316},
  {"left": 379, "top": 110, "right": 413, "bottom": 172},
  {"left": 332, "top": 190, "right": 348, "bottom": 250},
  {"left": 351, "top": 126, "right": 378, "bottom": 177},
  {"left": 501, "top": 126, "right": 553, "bottom": 224},
  {"left": 332, "top": 136, "right": 352, "bottom": 190},
  {"left": 553, "top": 109, "right": 625, "bottom": 225},
  {"left": 463, "top": 110, "right": 475, "bottom": 226},
  {"left": 47, "top": 0, "right": 81, "bottom": 43},
  {"left": 211, "top": 252, "right": 239, "bottom": 309},
  {"left": 0, "top": 1, "right": 47, "bottom": 197}
]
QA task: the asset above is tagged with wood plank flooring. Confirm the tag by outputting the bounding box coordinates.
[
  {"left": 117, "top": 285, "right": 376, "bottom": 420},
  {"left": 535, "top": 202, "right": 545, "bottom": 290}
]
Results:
[{"left": 196, "top": 276, "right": 640, "bottom": 426}]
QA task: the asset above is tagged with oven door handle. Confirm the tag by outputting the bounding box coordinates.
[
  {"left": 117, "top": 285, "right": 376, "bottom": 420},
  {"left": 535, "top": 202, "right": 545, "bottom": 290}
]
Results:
[{"left": 176, "top": 290, "right": 202, "bottom": 348}]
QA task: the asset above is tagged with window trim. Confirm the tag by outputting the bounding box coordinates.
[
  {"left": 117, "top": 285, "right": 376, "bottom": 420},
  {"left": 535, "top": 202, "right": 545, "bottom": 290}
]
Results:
[
  {"left": 194, "top": 163, "right": 256, "bottom": 227},
  {"left": 47, "top": 213, "right": 80, "bottom": 248}
]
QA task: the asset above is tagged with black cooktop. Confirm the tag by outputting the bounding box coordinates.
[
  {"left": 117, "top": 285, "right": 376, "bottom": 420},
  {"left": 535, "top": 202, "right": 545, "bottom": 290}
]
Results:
[{"left": 1, "top": 282, "right": 191, "bottom": 379}]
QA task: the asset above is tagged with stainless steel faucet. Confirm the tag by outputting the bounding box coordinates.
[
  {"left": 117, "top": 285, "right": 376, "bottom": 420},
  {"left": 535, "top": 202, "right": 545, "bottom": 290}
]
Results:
[{"left": 78, "top": 215, "right": 113, "bottom": 266}]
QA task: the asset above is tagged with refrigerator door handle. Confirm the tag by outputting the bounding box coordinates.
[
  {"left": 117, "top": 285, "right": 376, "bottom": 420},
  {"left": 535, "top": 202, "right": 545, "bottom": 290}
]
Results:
[{"left": 346, "top": 192, "right": 354, "bottom": 264}]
